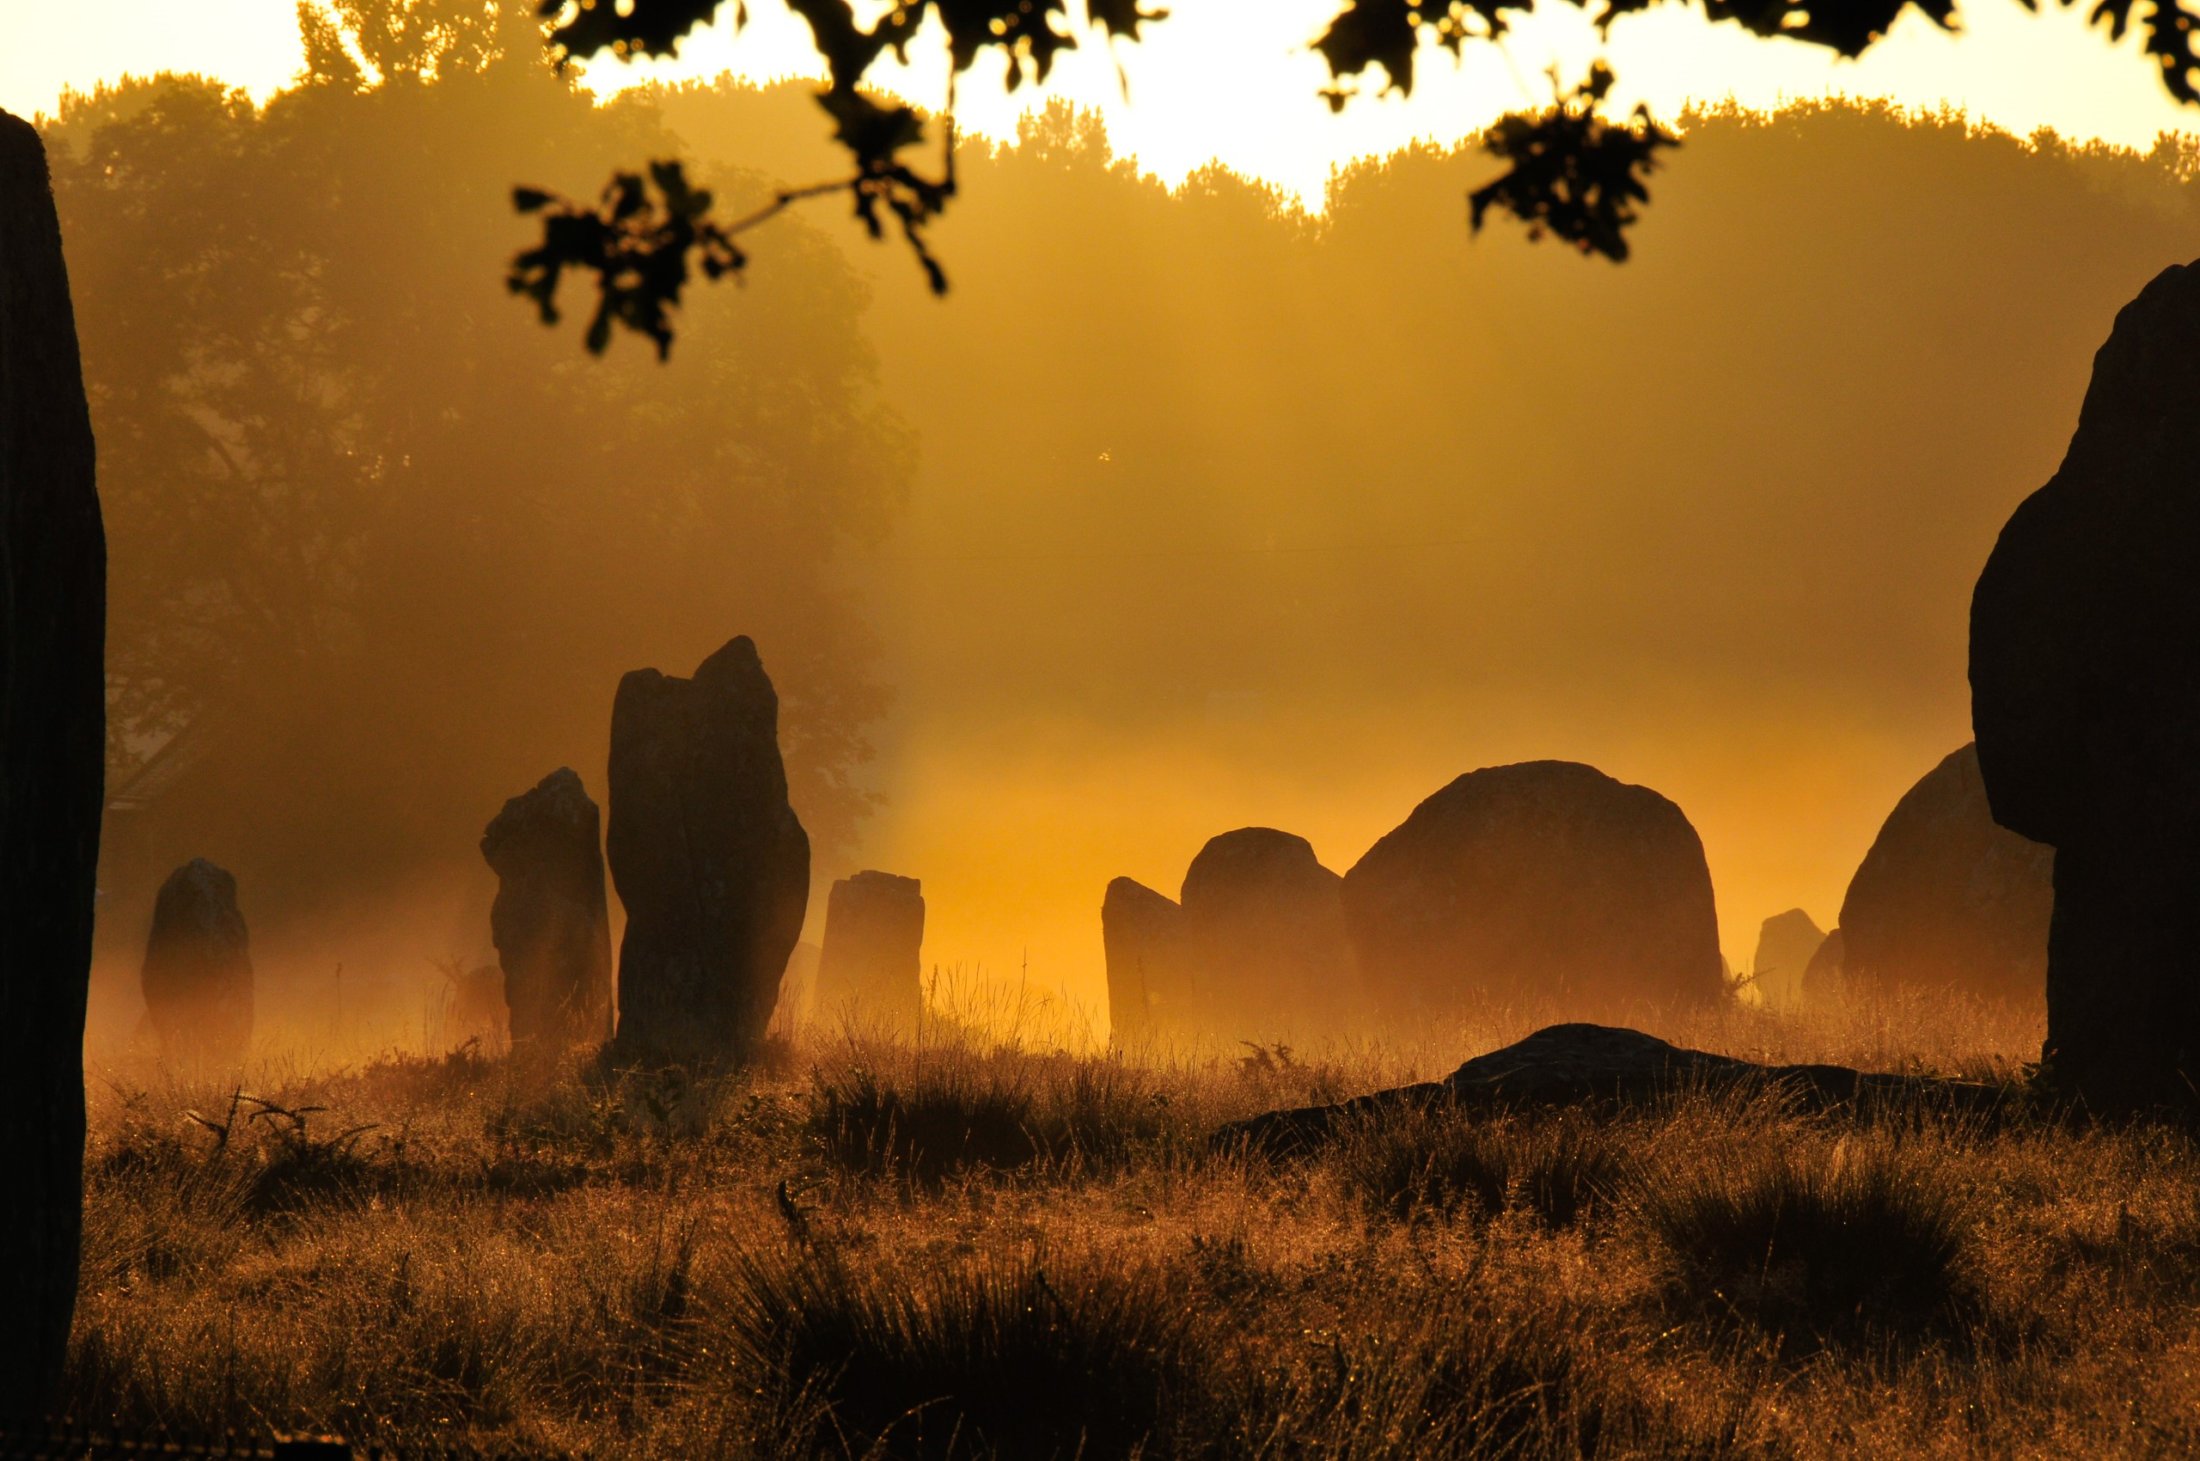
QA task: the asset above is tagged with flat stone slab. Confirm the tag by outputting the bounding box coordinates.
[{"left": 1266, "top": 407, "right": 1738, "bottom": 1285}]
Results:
[{"left": 1213, "top": 1023, "right": 2014, "bottom": 1157}]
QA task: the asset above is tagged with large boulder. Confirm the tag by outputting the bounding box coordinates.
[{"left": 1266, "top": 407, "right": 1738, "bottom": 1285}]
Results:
[
  {"left": 140, "top": 859, "right": 253, "bottom": 1064},
  {"left": 1749, "top": 908, "right": 1826, "bottom": 1007},
  {"left": 1, "top": 108, "right": 104, "bottom": 1409},
  {"left": 1971, "top": 259, "right": 2200, "bottom": 1109},
  {"left": 814, "top": 870, "right": 926, "bottom": 1033},
  {"left": 1834, "top": 744, "right": 2051, "bottom": 1002},
  {"left": 606, "top": 637, "right": 810, "bottom": 1065},
  {"left": 1177, "top": 828, "right": 1358, "bottom": 1039},
  {"left": 1102, "top": 877, "right": 1187, "bottom": 1046},
  {"left": 1342, "top": 761, "right": 1724, "bottom": 1022},
  {"left": 481, "top": 767, "right": 614, "bottom": 1050}
]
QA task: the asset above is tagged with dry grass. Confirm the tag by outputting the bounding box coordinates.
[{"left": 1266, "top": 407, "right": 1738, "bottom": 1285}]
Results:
[{"left": 61, "top": 991, "right": 2200, "bottom": 1458}]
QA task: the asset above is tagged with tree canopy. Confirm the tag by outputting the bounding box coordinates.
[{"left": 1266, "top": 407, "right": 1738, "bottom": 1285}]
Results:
[{"left": 512, "top": 0, "right": 2200, "bottom": 354}]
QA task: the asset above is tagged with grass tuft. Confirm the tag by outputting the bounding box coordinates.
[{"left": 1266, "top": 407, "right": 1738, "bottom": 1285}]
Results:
[{"left": 1643, "top": 1134, "right": 1985, "bottom": 1353}]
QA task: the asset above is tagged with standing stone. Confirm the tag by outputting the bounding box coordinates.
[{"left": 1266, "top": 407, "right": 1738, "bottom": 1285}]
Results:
[
  {"left": 1103, "top": 877, "right": 1187, "bottom": 1046},
  {"left": 1, "top": 109, "right": 104, "bottom": 1413},
  {"left": 141, "top": 859, "right": 253, "bottom": 1063},
  {"left": 606, "top": 636, "right": 810, "bottom": 1065},
  {"left": 1749, "top": 908, "right": 1827, "bottom": 1008},
  {"left": 814, "top": 871, "right": 926, "bottom": 1032},
  {"left": 1177, "top": 828, "right": 1358, "bottom": 1040},
  {"left": 1835, "top": 744, "right": 2052, "bottom": 1002},
  {"left": 1342, "top": 761, "right": 1724, "bottom": 1024},
  {"left": 482, "top": 767, "right": 613, "bottom": 1050},
  {"left": 1971, "top": 258, "right": 2200, "bottom": 1110}
]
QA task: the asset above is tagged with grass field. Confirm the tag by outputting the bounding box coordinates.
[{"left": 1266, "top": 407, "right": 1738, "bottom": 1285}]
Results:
[{"left": 63, "top": 992, "right": 2200, "bottom": 1458}]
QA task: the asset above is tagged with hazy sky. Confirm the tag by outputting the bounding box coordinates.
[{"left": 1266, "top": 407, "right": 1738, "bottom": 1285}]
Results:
[{"left": 6, "top": 0, "right": 2195, "bottom": 199}]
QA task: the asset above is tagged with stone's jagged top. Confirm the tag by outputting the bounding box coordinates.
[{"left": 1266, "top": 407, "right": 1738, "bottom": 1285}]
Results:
[
  {"left": 483, "top": 766, "right": 596, "bottom": 859},
  {"left": 1343, "top": 759, "right": 1723, "bottom": 1019},
  {"left": 843, "top": 869, "right": 921, "bottom": 896},
  {"left": 692, "top": 633, "right": 773, "bottom": 700},
  {"left": 1214, "top": 1022, "right": 2012, "bottom": 1156}
]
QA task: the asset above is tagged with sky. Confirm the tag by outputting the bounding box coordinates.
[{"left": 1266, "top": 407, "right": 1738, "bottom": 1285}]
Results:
[{"left": 5, "top": 0, "right": 2196, "bottom": 201}]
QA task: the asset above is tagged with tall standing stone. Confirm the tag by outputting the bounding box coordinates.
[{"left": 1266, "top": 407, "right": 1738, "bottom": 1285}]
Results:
[
  {"left": 482, "top": 767, "right": 613, "bottom": 1050},
  {"left": 1972, "top": 258, "right": 2200, "bottom": 1110},
  {"left": 140, "top": 859, "right": 253, "bottom": 1063},
  {"left": 0, "top": 110, "right": 103, "bottom": 1415},
  {"left": 606, "top": 637, "right": 809, "bottom": 1064},
  {"left": 1102, "top": 877, "right": 1186, "bottom": 1046},
  {"left": 814, "top": 870, "right": 926, "bottom": 1032},
  {"left": 1343, "top": 761, "right": 1724, "bottom": 1024}
]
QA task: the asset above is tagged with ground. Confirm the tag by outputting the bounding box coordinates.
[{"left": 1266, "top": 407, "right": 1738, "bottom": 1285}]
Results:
[{"left": 63, "top": 993, "right": 2200, "bottom": 1458}]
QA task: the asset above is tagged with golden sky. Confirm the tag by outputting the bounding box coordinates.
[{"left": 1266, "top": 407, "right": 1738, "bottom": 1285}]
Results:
[{"left": 5, "top": 0, "right": 2195, "bottom": 199}]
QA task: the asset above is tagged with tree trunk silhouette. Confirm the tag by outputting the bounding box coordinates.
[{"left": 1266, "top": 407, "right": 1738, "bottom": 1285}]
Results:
[{"left": 0, "top": 109, "right": 104, "bottom": 1416}]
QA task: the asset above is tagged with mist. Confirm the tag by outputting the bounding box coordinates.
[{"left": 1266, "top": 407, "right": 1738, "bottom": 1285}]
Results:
[{"left": 59, "top": 34, "right": 2200, "bottom": 1046}]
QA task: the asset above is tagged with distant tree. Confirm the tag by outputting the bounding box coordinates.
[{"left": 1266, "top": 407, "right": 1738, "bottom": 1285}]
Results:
[
  {"left": 51, "top": 2, "right": 904, "bottom": 947},
  {"left": 513, "top": 0, "right": 2200, "bottom": 353}
]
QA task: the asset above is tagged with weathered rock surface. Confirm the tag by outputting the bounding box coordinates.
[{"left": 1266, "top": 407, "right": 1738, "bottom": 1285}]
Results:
[
  {"left": 140, "top": 859, "right": 253, "bottom": 1063},
  {"left": 1215, "top": 1023, "right": 2010, "bottom": 1156},
  {"left": 1177, "top": 828, "right": 1358, "bottom": 1039},
  {"left": 1103, "top": 877, "right": 1187, "bottom": 1045},
  {"left": 2, "top": 107, "right": 104, "bottom": 1407},
  {"left": 1972, "top": 258, "right": 2200, "bottom": 1109},
  {"left": 1342, "top": 761, "right": 1725, "bottom": 1022},
  {"left": 1835, "top": 744, "right": 2052, "bottom": 1002},
  {"left": 815, "top": 871, "right": 926, "bottom": 1032},
  {"left": 482, "top": 767, "right": 614, "bottom": 1049},
  {"left": 1749, "top": 908, "right": 1826, "bottom": 1007},
  {"left": 606, "top": 636, "right": 810, "bottom": 1065}
]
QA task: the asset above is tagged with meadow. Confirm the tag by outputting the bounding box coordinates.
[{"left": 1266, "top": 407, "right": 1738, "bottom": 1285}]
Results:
[{"left": 63, "top": 992, "right": 2200, "bottom": 1458}]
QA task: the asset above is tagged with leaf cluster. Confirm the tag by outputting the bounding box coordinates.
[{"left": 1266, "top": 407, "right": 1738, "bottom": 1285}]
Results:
[{"left": 513, "top": 0, "right": 2200, "bottom": 352}]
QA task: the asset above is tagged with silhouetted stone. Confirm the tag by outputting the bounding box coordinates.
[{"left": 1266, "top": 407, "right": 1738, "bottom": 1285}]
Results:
[
  {"left": 1972, "top": 259, "right": 2200, "bottom": 1110},
  {"left": 1176, "top": 827, "right": 1358, "bottom": 1040},
  {"left": 1835, "top": 744, "right": 2052, "bottom": 1003},
  {"left": 1, "top": 108, "right": 104, "bottom": 1409},
  {"left": 482, "top": 767, "right": 613, "bottom": 1049},
  {"left": 606, "top": 636, "right": 810, "bottom": 1065},
  {"left": 1802, "top": 927, "right": 1847, "bottom": 1001},
  {"left": 1749, "top": 908, "right": 1826, "bottom": 1007},
  {"left": 815, "top": 871, "right": 926, "bottom": 1032},
  {"left": 1103, "top": 877, "right": 1186, "bottom": 1045},
  {"left": 1342, "top": 761, "right": 1724, "bottom": 1022},
  {"left": 1216, "top": 1023, "right": 2011, "bottom": 1157},
  {"left": 140, "top": 859, "right": 253, "bottom": 1064}
]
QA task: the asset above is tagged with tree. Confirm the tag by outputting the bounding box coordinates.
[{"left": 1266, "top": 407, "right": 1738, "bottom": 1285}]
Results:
[
  {"left": 51, "top": 2, "right": 906, "bottom": 983},
  {"left": 0, "top": 110, "right": 104, "bottom": 1417},
  {"left": 513, "top": 0, "right": 2200, "bottom": 354}
]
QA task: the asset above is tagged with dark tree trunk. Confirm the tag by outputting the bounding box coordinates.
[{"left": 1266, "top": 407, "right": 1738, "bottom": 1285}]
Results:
[{"left": 0, "top": 110, "right": 104, "bottom": 1416}]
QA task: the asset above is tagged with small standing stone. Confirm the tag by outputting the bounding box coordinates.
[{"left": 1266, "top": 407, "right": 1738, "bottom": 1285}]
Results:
[
  {"left": 814, "top": 871, "right": 926, "bottom": 1032},
  {"left": 482, "top": 767, "right": 614, "bottom": 1049},
  {"left": 140, "top": 859, "right": 253, "bottom": 1064}
]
